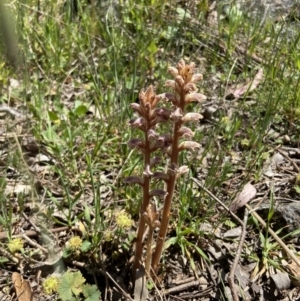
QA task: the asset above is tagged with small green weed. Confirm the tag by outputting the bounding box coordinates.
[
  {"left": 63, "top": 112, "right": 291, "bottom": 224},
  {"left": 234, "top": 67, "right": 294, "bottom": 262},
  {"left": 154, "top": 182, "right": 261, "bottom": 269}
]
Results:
[{"left": 43, "top": 270, "right": 101, "bottom": 301}]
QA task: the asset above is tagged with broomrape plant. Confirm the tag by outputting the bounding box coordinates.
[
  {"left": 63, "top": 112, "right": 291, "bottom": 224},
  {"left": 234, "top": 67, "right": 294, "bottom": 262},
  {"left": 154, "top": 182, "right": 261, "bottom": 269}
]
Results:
[{"left": 124, "top": 59, "right": 206, "bottom": 275}]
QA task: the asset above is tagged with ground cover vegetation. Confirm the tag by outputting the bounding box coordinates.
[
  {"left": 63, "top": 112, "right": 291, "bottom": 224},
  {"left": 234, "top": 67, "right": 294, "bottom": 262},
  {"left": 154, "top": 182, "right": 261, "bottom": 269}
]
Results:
[{"left": 0, "top": 0, "right": 300, "bottom": 300}]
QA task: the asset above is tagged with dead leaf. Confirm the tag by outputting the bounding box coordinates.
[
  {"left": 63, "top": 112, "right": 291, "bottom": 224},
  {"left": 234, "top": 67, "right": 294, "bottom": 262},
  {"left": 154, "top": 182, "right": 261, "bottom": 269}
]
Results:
[
  {"left": 12, "top": 272, "right": 32, "bottom": 301},
  {"left": 226, "top": 68, "right": 264, "bottom": 100},
  {"left": 286, "top": 260, "right": 300, "bottom": 287},
  {"left": 270, "top": 272, "right": 291, "bottom": 291},
  {"left": 235, "top": 264, "right": 250, "bottom": 289},
  {"left": 224, "top": 226, "right": 242, "bottom": 238},
  {"left": 230, "top": 182, "right": 257, "bottom": 212},
  {"left": 207, "top": 10, "right": 218, "bottom": 28},
  {"left": 134, "top": 265, "right": 148, "bottom": 301},
  {"left": 5, "top": 183, "right": 32, "bottom": 195}
]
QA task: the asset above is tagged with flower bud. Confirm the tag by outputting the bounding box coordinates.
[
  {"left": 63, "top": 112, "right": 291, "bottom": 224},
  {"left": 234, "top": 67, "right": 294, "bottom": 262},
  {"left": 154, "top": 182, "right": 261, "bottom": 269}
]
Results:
[
  {"left": 143, "top": 164, "right": 153, "bottom": 176},
  {"left": 181, "top": 112, "right": 203, "bottom": 123},
  {"left": 128, "top": 117, "right": 147, "bottom": 131},
  {"left": 166, "top": 146, "right": 172, "bottom": 157},
  {"left": 123, "top": 176, "right": 144, "bottom": 186},
  {"left": 184, "top": 83, "right": 197, "bottom": 93},
  {"left": 178, "top": 141, "right": 201, "bottom": 152},
  {"left": 175, "top": 75, "right": 184, "bottom": 87},
  {"left": 177, "top": 59, "right": 185, "bottom": 71},
  {"left": 152, "top": 108, "right": 171, "bottom": 121},
  {"left": 149, "top": 189, "right": 167, "bottom": 199},
  {"left": 191, "top": 73, "right": 203, "bottom": 83},
  {"left": 185, "top": 93, "right": 207, "bottom": 104},
  {"left": 152, "top": 172, "right": 169, "bottom": 181},
  {"left": 143, "top": 203, "right": 160, "bottom": 229},
  {"left": 160, "top": 134, "right": 173, "bottom": 146},
  {"left": 165, "top": 80, "right": 175, "bottom": 89},
  {"left": 150, "top": 139, "right": 164, "bottom": 152},
  {"left": 128, "top": 138, "right": 145, "bottom": 150},
  {"left": 147, "top": 129, "right": 158, "bottom": 142},
  {"left": 168, "top": 162, "right": 178, "bottom": 175},
  {"left": 178, "top": 165, "right": 189, "bottom": 175},
  {"left": 150, "top": 156, "right": 162, "bottom": 167},
  {"left": 178, "top": 126, "right": 194, "bottom": 138},
  {"left": 130, "top": 103, "right": 143, "bottom": 116},
  {"left": 153, "top": 135, "right": 172, "bottom": 153},
  {"left": 157, "top": 93, "right": 179, "bottom": 106},
  {"left": 170, "top": 107, "right": 183, "bottom": 123},
  {"left": 168, "top": 66, "right": 179, "bottom": 77}
]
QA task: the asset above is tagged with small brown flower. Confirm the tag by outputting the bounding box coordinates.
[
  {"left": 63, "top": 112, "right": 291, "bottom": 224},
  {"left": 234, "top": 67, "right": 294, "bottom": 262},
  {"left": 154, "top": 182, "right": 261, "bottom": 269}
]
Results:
[
  {"left": 178, "top": 126, "right": 194, "bottom": 138},
  {"left": 123, "top": 176, "right": 144, "bottom": 186},
  {"left": 181, "top": 112, "right": 203, "bottom": 123},
  {"left": 185, "top": 92, "right": 207, "bottom": 104},
  {"left": 152, "top": 171, "right": 169, "bottom": 182},
  {"left": 130, "top": 103, "right": 144, "bottom": 116},
  {"left": 178, "top": 141, "right": 201, "bottom": 152},
  {"left": 128, "top": 138, "right": 145, "bottom": 150},
  {"left": 143, "top": 203, "right": 160, "bottom": 229},
  {"left": 139, "top": 85, "right": 161, "bottom": 109},
  {"left": 150, "top": 156, "right": 162, "bottom": 167},
  {"left": 168, "top": 66, "right": 179, "bottom": 77},
  {"left": 129, "top": 117, "right": 147, "bottom": 131},
  {"left": 175, "top": 75, "right": 185, "bottom": 87},
  {"left": 176, "top": 59, "right": 195, "bottom": 83},
  {"left": 184, "top": 83, "right": 197, "bottom": 93},
  {"left": 191, "top": 73, "right": 203, "bottom": 83},
  {"left": 143, "top": 164, "right": 153, "bottom": 176},
  {"left": 149, "top": 189, "right": 167, "bottom": 199},
  {"left": 170, "top": 107, "right": 183, "bottom": 122},
  {"left": 165, "top": 80, "right": 176, "bottom": 89}
]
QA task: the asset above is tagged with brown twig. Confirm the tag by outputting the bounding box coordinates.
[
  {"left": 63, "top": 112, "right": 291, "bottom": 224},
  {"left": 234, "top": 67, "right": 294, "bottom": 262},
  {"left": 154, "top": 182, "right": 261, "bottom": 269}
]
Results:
[
  {"left": 192, "top": 178, "right": 300, "bottom": 281},
  {"left": 245, "top": 203, "right": 300, "bottom": 268},
  {"left": 0, "top": 246, "right": 19, "bottom": 264},
  {"left": 164, "top": 278, "right": 208, "bottom": 295},
  {"left": 22, "top": 212, "right": 41, "bottom": 233},
  {"left": 191, "top": 178, "right": 244, "bottom": 226},
  {"left": 228, "top": 208, "right": 249, "bottom": 301},
  {"left": 105, "top": 271, "right": 134, "bottom": 301},
  {"left": 191, "top": 178, "right": 250, "bottom": 300},
  {"left": 21, "top": 233, "right": 48, "bottom": 254},
  {"left": 0, "top": 226, "right": 70, "bottom": 240},
  {"left": 277, "top": 148, "right": 299, "bottom": 172}
]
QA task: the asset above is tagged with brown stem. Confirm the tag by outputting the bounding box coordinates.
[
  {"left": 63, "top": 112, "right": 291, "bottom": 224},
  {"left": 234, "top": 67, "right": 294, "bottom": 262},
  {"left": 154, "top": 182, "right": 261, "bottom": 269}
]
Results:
[
  {"left": 145, "top": 226, "right": 154, "bottom": 274},
  {"left": 228, "top": 208, "right": 249, "bottom": 301},
  {"left": 151, "top": 90, "right": 185, "bottom": 272},
  {"left": 134, "top": 135, "right": 151, "bottom": 272}
]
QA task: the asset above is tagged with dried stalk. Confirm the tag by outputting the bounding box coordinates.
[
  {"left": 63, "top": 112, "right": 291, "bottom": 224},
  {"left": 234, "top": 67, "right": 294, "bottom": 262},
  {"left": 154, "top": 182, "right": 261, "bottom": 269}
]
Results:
[
  {"left": 151, "top": 96, "right": 183, "bottom": 271},
  {"left": 228, "top": 209, "right": 249, "bottom": 301},
  {"left": 134, "top": 136, "right": 151, "bottom": 272},
  {"left": 152, "top": 61, "right": 206, "bottom": 271},
  {"left": 125, "top": 60, "right": 206, "bottom": 276},
  {"left": 145, "top": 226, "right": 154, "bottom": 274}
]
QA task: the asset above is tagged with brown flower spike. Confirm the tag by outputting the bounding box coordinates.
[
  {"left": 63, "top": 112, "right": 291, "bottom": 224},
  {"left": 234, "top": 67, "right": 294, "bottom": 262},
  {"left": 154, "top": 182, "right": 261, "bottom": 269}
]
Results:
[{"left": 124, "top": 59, "right": 206, "bottom": 277}]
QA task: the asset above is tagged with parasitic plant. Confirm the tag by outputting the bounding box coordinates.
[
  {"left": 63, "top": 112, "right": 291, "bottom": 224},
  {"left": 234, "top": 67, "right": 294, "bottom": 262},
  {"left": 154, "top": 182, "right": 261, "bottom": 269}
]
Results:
[{"left": 125, "top": 59, "right": 206, "bottom": 275}]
